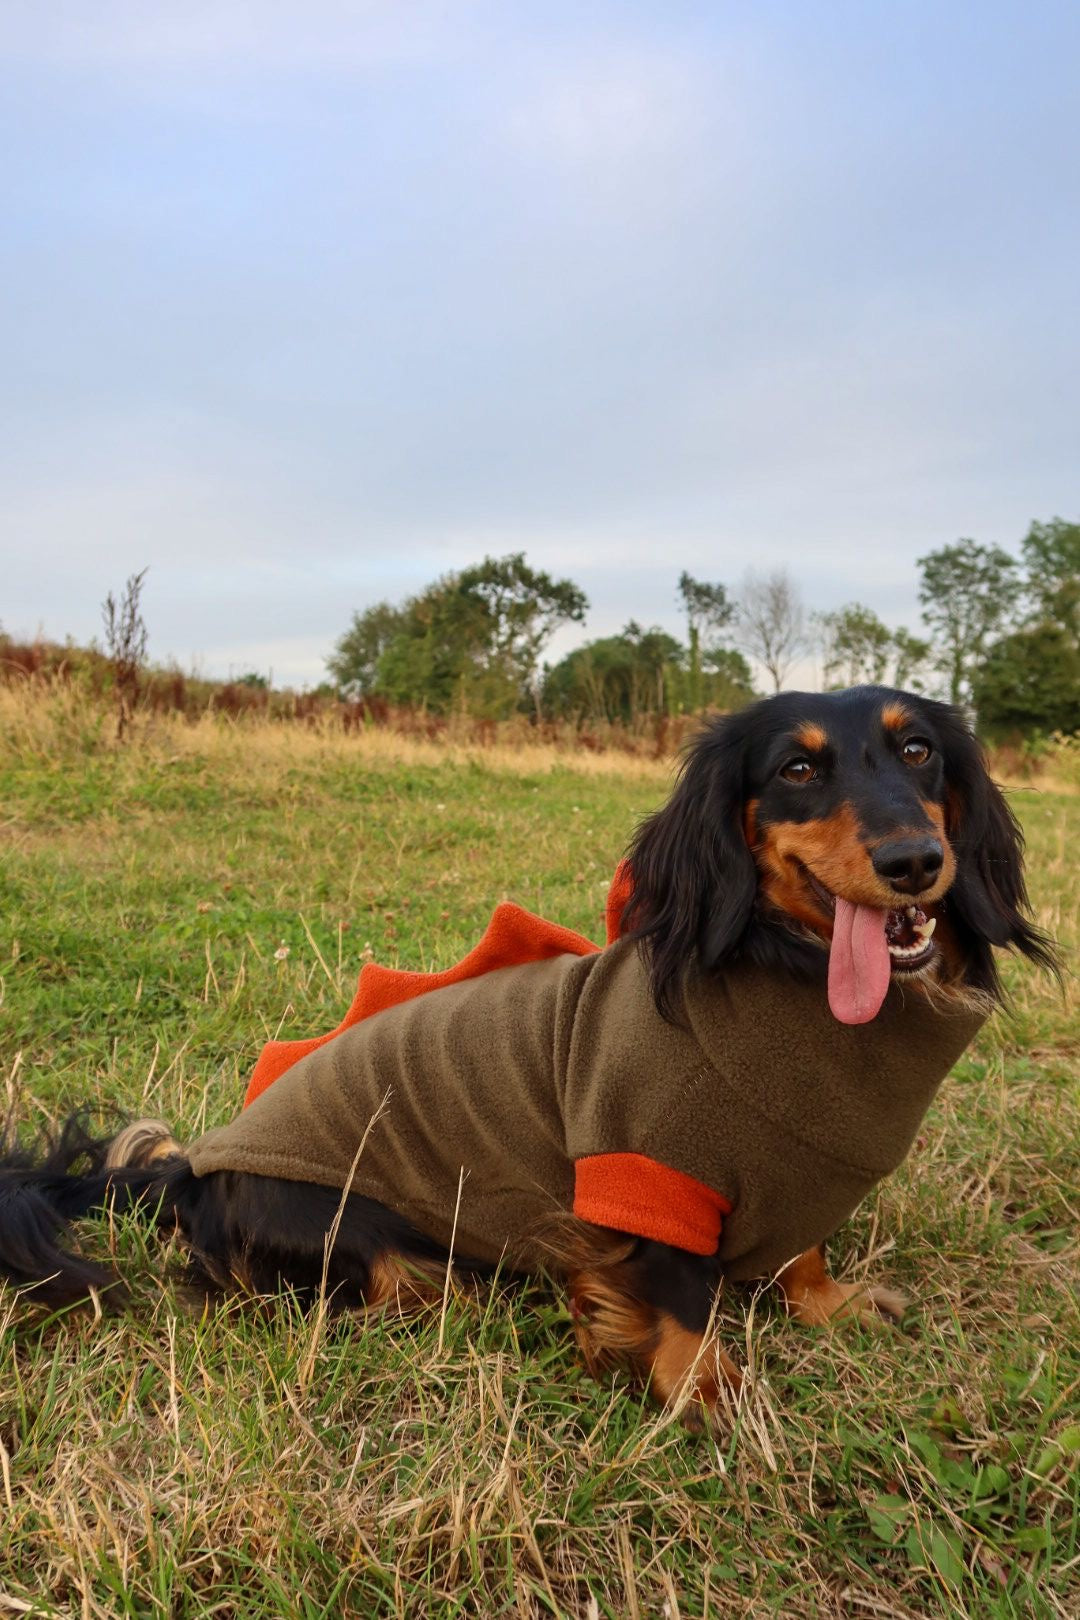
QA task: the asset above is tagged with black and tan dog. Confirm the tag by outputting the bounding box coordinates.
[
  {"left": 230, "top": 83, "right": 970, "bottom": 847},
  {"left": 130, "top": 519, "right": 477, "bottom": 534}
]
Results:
[{"left": 0, "top": 687, "right": 1057, "bottom": 1421}]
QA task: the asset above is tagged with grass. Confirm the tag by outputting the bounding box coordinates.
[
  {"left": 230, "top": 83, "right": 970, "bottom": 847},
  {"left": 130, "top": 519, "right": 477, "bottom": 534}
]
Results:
[{"left": 0, "top": 693, "right": 1077, "bottom": 1618}]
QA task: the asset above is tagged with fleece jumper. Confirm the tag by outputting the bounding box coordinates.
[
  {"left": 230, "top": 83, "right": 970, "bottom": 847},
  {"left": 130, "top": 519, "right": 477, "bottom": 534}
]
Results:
[{"left": 187, "top": 903, "right": 984, "bottom": 1281}]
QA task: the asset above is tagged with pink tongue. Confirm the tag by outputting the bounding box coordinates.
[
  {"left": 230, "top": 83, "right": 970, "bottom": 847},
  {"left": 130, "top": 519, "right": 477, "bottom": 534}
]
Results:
[{"left": 828, "top": 898, "right": 891, "bottom": 1024}]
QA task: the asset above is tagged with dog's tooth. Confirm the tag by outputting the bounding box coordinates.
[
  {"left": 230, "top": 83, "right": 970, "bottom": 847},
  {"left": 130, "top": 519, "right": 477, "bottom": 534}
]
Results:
[
  {"left": 913, "top": 917, "right": 937, "bottom": 939},
  {"left": 905, "top": 905, "right": 917, "bottom": 920}
]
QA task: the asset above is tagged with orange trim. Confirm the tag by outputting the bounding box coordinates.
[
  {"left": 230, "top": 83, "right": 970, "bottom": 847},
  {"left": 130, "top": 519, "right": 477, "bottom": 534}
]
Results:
[
  {"left": 245, "top": 864, "right": 639, "bottom": 1109},
  {"left": 245, "top": 902, "right": 602, "bottom": 1107},
  {"left": 605, "top": 860, "right": 634, "bottom": 945},
  {"left": 574, "top": 1153, "right": 731, "bottom": 1255}
]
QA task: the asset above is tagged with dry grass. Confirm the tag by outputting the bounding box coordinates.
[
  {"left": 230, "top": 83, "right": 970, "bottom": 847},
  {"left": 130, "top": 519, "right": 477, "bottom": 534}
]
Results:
[
  {"left": 0, "top": 680, "right": 676, "bottom": 783},
  {"left": 4, "top": 675, "right": 1075, "bottom": 793},
  {"left": 0, "top": 687, "right": 1076, "bottom": 1617}
]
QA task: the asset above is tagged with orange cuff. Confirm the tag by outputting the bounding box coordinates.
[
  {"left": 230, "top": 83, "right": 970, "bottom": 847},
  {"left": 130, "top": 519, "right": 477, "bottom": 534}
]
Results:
[{"left": 573, "top": 1152, "right": 731, "bottom": 1255}]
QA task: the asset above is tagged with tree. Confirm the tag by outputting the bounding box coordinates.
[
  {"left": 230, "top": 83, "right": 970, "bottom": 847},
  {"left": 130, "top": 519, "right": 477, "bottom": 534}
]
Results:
[
  {"left": 889, "top": 627, "right": 932, "bottom": 693},
  {"left": 327, "top": 601, "right": 405, "bottom": 695},
  {"left": 677, "top": 572, "right": 733, "bottom": 711},
  {"left": 374, "top": 572, "right": 494, "bottom": 715},
  {"left": 970, "top": 514, "right": 1079, "bottom": 737},
  {"left": 457, "top": 553, "right": 587, "bottom": 718},
  {"left": 917, "top": 540, "right": 1021, "bottom": 705},
  {"left": 101, "top": 568, "right": 148, "bottom": 742},
  {"left": 701, "top": 645, "right": 757, "bottom": 711},
  {"left": 972, "top": 622, "right": 1080, "bottom": 740},
  {"left": 815, "top": 603, "right": 931, "bottom": 693},
  {"left": 1021, "top": 516, "right": 1080, "bottom": 635},
  {"left": 543, "top": 623, "right": 683, "bottom": 724},
  {"left": 734, "top": 569, "right": 807, "bottom": 693},
  {"left": 328, "top": 555, "right": 587, "bottom": 718},
  {"left": 622, "top": 621, "right": 684, "bottom": 718},
  {"left": 816, "top": 602, "right": 893, "bottom": 688}
]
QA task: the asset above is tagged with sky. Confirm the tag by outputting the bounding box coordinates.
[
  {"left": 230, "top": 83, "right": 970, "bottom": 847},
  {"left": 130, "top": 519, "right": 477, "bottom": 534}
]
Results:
[{"left": 2, "top": 1, "right": 1078, "bottom": 688}]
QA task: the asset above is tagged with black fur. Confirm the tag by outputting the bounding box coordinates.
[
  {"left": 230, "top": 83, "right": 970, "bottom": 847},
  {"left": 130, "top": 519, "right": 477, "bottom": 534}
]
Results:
[
  {"left": 624, "top": 704, "right": 764, "bottom": 1021},
  {"left": 927, "top": 699, "right": 1060, "bottom": 1000},
  {"left": 0, "top": 1117, "right": 454, "bottom": 1311},
  {"left": 628, "top": 1238, "right": 725, "bottom": 1335},
  {"left": 178, "top": 1169, "right": 456, "bottom": 1304},
  {"left": 0, "top": 1115, "right": 181, "bottom": 1307},
  {"left": 626, "top": 686, "right": 1060, "bottom": 1020}
]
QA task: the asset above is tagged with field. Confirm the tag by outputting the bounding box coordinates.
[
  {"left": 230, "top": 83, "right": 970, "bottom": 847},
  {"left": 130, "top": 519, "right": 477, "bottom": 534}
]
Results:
[{"left": 1, "top": 693, "right": 1077, "bottom": 1619}]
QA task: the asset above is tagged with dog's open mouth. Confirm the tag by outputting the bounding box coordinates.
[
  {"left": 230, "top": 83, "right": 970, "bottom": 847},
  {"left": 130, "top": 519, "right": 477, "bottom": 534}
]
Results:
[
  {"left": 884, "top": 904, "right": 937, "bottom": 970},
  {"left": 801, "top": 868, "right": 938, "bottom": 1024}
]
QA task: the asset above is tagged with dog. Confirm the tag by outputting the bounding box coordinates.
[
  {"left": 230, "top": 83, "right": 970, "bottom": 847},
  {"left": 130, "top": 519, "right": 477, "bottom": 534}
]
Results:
[{"left": 0, "top": 686, "right": 1057, "bottom": 1423}]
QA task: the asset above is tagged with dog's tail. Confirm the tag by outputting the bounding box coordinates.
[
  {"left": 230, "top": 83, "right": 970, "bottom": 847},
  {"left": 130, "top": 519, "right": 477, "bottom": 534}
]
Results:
[{"left": 0, "top": 1113, "right": 194, "bottom": 1309}]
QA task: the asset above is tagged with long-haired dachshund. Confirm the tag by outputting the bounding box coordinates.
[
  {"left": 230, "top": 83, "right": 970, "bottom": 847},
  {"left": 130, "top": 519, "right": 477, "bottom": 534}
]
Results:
[{"left": 0, "top": 687, "right": 1057, "bottom": 1423}]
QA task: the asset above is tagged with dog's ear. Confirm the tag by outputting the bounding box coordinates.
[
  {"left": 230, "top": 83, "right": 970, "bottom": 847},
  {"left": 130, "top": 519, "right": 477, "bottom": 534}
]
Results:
[
  {"left": 932, "top": 704, "right": 1060, "bottom": 996},
  {"left": 625, "top": 710, "right": 758, "bottom": 1020}
]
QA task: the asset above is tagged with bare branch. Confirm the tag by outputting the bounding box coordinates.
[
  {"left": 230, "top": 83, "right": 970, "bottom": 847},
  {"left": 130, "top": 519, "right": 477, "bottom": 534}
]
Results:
[
  {"left": 101, "top": 568, "right": 149, "bottom": 742},
  {"left": 734, "top": 569, "right": 807, "bottom": 693}
]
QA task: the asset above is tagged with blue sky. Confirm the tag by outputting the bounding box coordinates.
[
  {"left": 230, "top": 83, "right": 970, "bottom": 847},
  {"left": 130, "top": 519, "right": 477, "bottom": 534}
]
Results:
[{"left": 3, "top": 1, "right": 1078, "bottom": 686}]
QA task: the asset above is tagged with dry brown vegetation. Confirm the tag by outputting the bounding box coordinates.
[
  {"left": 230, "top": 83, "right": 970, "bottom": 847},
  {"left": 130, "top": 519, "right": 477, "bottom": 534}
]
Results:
[{"left": 0, "top": 639, "right": 712, "bottom": 760}]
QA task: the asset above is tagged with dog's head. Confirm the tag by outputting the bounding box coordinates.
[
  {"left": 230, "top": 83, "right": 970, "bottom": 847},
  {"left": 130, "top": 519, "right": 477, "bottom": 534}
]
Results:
[{"left": 626, "top": 686, "right": 1059, "bottom": 1022}]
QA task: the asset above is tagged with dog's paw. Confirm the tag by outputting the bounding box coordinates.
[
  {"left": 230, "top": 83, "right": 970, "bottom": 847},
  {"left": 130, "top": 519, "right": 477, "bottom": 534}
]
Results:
[
  {"left": 786, "top": 1278, "right": 908, "bottom": 1329},
  {"left": 864, "top": 1283, "right": 909, "bottom": 1323}
]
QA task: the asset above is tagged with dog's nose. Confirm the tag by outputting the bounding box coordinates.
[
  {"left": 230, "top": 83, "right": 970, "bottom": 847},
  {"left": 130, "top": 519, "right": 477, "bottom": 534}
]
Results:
[{"left": 871, "top": 837, "right": 944, "bottom": 894}]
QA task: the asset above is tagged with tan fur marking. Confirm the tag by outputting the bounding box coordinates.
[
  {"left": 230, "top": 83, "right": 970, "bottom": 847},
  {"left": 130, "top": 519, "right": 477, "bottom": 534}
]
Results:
[
  {"left": 881, "top": 702, "right": 913, "bottom": 732},
  {"left": 758, "top": 802, "right": 957, "bottom": 930},
  {"left": 649, "top": 1313, "right": 742, "bottom": 1408},
  {"left": 793, "top": 723, "right": 828, "bottom": 753},
  {"left": 920, "top": 799, "right": 947, "bottom": 837},
  {"left": 568, "top": 1252, "right": 740, "bottom": 1422},
  {"left": 570, "top": 1269, "right": 656, "bottom": 1377},
  {"left": 364, "top": 1252, "right": 447, "bottom": 1316},
  {"left": 757, "top": 804, "right": 879, "bottom": 933},
  {"left": 105, "top": 1119, "right": 182, "bottom": 1170},
  {"left": 532, "top": 1211, "right": 635, "bottom": 1277}
]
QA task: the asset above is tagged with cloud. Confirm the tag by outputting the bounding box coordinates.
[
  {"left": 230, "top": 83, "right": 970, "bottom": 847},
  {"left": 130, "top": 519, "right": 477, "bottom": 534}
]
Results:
[
  {"left": 505, "top": 44, "right": 713, "bottom": 165},
  {"left": 0, "top": 0, "right": 467, "bottom": 72},
  {"left": 2, "top": 3, "right": 1077, "bottom": 691}
]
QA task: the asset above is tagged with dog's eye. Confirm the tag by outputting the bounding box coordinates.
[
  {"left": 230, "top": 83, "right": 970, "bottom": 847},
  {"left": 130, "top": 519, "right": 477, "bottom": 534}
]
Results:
[
  {"left": 780, "top": 758, "right": 817, "bottom": 784},
  {"left": 901, "top": 738, "right": 932, "bottom": 766}
]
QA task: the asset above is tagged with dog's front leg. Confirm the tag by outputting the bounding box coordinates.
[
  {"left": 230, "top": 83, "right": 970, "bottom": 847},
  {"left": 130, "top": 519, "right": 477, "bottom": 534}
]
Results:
[
  {"left": 777, "top": 1244, "right": 907, "bottom": 1326},
  {"left": 566, "top": 1230, "right": 740, "bottom": 1421}
]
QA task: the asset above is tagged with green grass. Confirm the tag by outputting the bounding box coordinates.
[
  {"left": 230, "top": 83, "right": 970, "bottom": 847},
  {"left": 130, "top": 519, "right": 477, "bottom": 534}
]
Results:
[{"left": 1, "top": 702, "right": 1077, "bottom": 1618}]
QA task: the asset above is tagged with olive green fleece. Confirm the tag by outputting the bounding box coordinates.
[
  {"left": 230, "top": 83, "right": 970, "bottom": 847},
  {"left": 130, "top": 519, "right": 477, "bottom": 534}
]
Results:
[{"left": 186, "top": 941, "right": 984, "bottom": 1280}]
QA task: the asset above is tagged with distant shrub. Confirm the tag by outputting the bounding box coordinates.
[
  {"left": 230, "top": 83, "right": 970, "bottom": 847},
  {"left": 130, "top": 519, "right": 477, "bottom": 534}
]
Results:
[{"left": 987, "top": 730, "right": 1080, "bottom": 789}]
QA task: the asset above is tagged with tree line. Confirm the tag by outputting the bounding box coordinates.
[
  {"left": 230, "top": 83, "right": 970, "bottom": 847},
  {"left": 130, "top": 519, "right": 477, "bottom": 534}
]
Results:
[{"left": 327, "top": 518, "right": 1079, "bottom": 738}]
